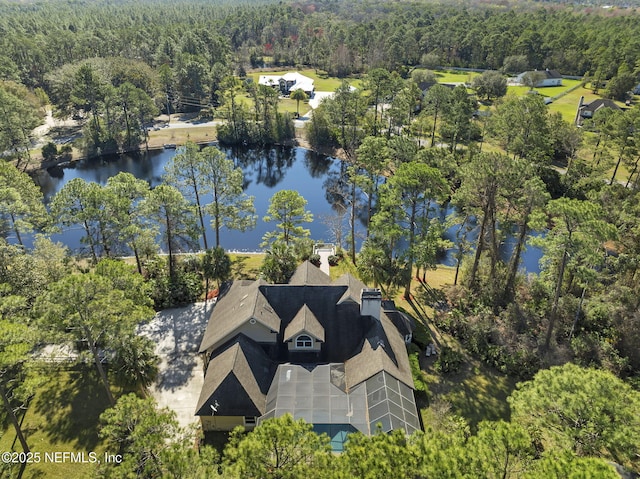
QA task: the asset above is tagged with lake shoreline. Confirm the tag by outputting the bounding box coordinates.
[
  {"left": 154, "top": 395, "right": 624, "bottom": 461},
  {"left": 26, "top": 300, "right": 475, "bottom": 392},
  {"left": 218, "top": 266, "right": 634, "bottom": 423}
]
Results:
[{"left": 23, "top": 127, "right": 349, "bottom": 175}]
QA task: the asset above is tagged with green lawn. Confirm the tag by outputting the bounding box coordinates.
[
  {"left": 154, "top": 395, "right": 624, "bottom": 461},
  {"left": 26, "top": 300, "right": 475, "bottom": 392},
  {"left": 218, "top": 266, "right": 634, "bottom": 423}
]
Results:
[
  {"left": 547, "top": 84, "right": 628, "bottom": 123},
  {"left": 328, "top": 254, "right": 359, "bottom": 281},
  {"left": 229, "top": 253, "right": 264, "bottom": 280},
  {"left": 506, "top": 79, "right": 582, "bottom": 99},
  {"left": 432, "top": 69, "right": 480, "bottom": 84},
  {"left": 278, "top": 97, "right": 311, "bottom": 116},
  {"left": 0, "top": 365, "right": 113, "bottom": 479},
  {"left": 423, "top": 360, "right": 517, "bottom": 428},
  {"left": 147, "top": 126, "right": 216, "bottom": 148},
  {"left": 419, "top": 329, "right": 518, "bottom": 431}
]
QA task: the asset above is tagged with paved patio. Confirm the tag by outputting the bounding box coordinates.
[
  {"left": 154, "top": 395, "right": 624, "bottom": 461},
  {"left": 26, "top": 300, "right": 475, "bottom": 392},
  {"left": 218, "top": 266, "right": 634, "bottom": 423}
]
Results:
[
  {"left": 138, "top": 301, "right": 214, "bottom": 429},
  {"left": 314, "top": 244, "right": 336, "bottom": 276}
]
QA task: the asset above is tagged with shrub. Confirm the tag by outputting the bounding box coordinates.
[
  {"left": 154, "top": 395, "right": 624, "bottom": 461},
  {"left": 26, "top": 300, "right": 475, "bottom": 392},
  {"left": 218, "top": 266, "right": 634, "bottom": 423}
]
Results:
[
  {"left": 434, "top": 346, "right": 463, "bottom": 374},
  {"left": 180, "top": 254, "right": 202, "bottom": 273},
  {"left": 111, "top": 336, "right": 159, "bottom": 389},
  {"left": 59, "top": 144, "right": 73, "bottom": 160},
  {"left": 309, "top": 254, "right": 321, "bottom": 268},
  {"left": 169, "top": 270, "right": 204, "bottom": 306},
  {"left": 411, "top": 319, "right": 432, "bottom": 349},
  {"left": 261, "top": 242, "right": 297, "bottom": 284},
  {"left": 327, "top": 254, "right": 340, "bottom": 266},
  {"left": 42, "top": 142, "right": 58, "bottom": 161},
  {"left": 293, "top": 237, "right": 314, "bottom": 261},
  {"left": 145, "top": 257, "right": 204, "bottom": 309},
  {"left": 409, "top": 351, "right": 429, "bottom": 393}
]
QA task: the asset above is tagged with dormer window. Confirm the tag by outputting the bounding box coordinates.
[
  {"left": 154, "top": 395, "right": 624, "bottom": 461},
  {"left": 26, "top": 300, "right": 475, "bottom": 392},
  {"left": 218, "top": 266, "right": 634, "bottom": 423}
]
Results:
[{"left": 295, "top": 334, "right": 313, "bottom": 349}]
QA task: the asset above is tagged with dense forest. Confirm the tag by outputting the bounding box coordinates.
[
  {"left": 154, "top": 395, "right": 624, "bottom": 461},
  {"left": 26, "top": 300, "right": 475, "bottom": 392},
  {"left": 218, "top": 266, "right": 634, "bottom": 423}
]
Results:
[
  {"left": 1, "top": 0, "right": 640, "bottom": 477},
  {"left": 1, "top": 0, "right": 640, "bottom": 157},
  {"left": 1, "top": 0, "right": 640, "bottom": 90}
]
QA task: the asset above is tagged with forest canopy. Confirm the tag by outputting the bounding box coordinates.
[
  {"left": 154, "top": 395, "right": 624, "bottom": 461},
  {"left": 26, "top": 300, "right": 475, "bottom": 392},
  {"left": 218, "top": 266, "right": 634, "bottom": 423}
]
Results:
[{"left": 1, "top": 0, "right": 640, "bottom": 89}]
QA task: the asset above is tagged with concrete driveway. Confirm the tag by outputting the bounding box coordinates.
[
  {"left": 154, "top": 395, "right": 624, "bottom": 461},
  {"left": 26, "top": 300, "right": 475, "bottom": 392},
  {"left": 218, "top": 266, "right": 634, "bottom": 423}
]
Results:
[
  {"left": 308, "top": 91, "right": 334, "bottom": 109},
  {"left": 138, "top": 301, "right": 215, "bottom": 429}
]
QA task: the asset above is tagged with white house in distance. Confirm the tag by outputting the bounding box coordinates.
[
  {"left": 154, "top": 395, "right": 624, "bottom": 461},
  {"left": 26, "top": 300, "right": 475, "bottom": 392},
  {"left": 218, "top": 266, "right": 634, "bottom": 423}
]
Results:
[
  {"left": 515, "top": 69, "right": 563, "bottom": 87},
  {"left": 258, "top": 72, "right": 315, "bottom": 96}
]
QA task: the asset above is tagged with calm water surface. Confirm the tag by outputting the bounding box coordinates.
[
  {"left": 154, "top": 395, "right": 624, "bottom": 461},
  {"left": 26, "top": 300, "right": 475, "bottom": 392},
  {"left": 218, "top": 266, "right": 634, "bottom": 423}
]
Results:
[
  {"left": 31, "top": 146, "right": 543, "bottom": 272},
  {"left": 33, "top": 146, "right": 346, "bottom": 253}
]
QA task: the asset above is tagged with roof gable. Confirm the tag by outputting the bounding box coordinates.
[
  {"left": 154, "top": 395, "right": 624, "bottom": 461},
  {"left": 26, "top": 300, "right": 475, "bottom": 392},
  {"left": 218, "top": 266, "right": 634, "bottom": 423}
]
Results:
[
  {"left": 284, "top": 304, "right": 325, "bottom": 342},
  {"left": 544, "top": 69, "right": 562, "bottom": 79},
  {"left": 583, "top": 98, "right": 622, "bottom": 113},
  {"left": 199, "top": 279, "right": 280, "bottom": 353},
  {"left": 345, "top": 313, "right": 414, "bottom": 390},
  {"left": 289, "top": 261, "right": 331, "bottom": 285},
  {"left": 195, "top": 336, "right": 275, "bottom": 416},
  {"left": 517, "top": 69, "right": 562, "bottom": 80},
  {"left": 258, "top": 284, "right": 368, "bottom": 362},
  {"left": 332, "top": 273, "right": 367, "bottom": 305}
]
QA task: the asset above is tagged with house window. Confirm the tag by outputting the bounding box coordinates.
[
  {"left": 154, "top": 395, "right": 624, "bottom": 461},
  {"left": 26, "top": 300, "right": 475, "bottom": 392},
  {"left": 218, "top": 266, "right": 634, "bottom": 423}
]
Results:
[
  {"left": 295, "top": 334, "right": 313, "bottom": 348},
  {"left": 244, "top": 416, "right": 257, "bottom": 426}
]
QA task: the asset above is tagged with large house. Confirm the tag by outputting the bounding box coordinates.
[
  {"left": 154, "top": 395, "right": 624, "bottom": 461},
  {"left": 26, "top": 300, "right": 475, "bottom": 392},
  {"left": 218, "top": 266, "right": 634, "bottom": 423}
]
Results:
[
  {"left": 196, "top": 262, "right": 420, "bottom": 450},
  {"left": 575, "top": 97, "right": 622, "bottom": 126},
  {"left": 516, "top": 69, "right": 563, "bottom": 87},
  {"left": 258, "top": 72, "right": 315, "bottom": 96}
]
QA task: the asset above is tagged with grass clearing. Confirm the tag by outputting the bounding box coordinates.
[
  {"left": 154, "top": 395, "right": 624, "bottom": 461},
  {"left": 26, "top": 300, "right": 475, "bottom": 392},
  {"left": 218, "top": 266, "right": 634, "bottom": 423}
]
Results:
[
  {"left": 0, "top": 365, "right": 114, "bottom": 479},
  {"left": 394, "top": 265, "right": 456, "bottom": 318},
  {"left": 547, "top": 84, "right": 599, "bottom": 122},
  {"left": 229, "top": 253, "right": 264, "bottom": 280},
  {"left": 278, "top": 97, "right": 309, "bottom": 116},
  {"left": 421, "top": 352, "right": 518, "bottom": 430},
  {"left": 506, "top": 79, "right": 583, "bottom": 99},
  {"left": 432, "top": 70, "right": 479, "bottom": 84},
  {"left": 147, "top": 126, "right": 217, "bottom": 148},
  {"left": 547, "top": 84, "right": 627, "bottom": 123},
  {"left": 328, "top": 254, "right": 359, "bottom": 280}
]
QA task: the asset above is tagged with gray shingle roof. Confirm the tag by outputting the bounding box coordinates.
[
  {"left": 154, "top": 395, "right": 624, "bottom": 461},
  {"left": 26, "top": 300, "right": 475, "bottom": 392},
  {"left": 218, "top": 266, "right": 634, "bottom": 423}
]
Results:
[
  {"left": 257, "top": 284, "right": 366, "bottom": 363},
  {"left": 288, "top": 260, "right": 331, "bottom": 285},
  {"left": 332, "top": 273, "right": 368, "bottom": 305},
  {"left": 345, "top": 312, "right": 414, "bottom": 390},
  {"left": 283, "top": 304, "right": 325, "bottom": 342},
  {"left": 199, "top": 278, "right": 280, "bottom": 354},
  {"left": 196, "top": 272, "right": 417, "bottom": 432},
  {"left": 581, "top": 98, "right": 622, "bottom": 114},
  {"left": 195, "top": 335, "right": 276, "bottom": 416},
  {"left": 383, "top": 300, "right": 415, "bottom": 339}
]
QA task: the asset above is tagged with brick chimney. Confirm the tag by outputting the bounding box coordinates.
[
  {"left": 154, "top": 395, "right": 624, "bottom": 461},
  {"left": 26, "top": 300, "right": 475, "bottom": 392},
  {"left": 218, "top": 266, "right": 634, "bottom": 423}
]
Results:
[{"left": 360, "top": 288, "right": 382, "bottom": 321}]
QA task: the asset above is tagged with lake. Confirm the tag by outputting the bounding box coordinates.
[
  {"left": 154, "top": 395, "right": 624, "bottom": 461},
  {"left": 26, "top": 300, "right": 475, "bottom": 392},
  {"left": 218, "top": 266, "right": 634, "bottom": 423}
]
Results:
[
  {"left": 30, "top": 145, "right": 543, "bottom": 272},
  {"left": 33, "top": 146, "right": 351, "bottom": 253}
]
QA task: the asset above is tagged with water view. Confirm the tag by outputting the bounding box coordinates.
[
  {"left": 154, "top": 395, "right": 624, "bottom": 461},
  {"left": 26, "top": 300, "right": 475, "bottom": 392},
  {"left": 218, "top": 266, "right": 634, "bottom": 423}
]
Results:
[
  {"left": 32, "top": 146, "right": 350, "bottom": 253},
  {"left": 31, "top": 146, "right": 543, "bottom": 272}
]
